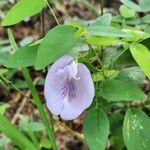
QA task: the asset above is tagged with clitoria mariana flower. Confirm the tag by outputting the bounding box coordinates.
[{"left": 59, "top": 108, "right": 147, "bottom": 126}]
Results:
[{"left": 44, "top": 55, "right": 94, "bottom": 120}]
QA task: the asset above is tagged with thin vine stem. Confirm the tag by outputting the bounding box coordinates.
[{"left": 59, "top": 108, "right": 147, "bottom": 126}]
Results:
[
  {"left": 7, "top": 28, "right": 57, "bottom": 150},
  {"left": 100, "top": 0, "right": 104, "bottom": 15},
  {"left": 45, "top": 0, "right": 60, "bottom": 25}
]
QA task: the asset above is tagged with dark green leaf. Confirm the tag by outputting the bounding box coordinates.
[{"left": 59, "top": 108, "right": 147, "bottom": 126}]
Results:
[
  {"left": 83, "top": 108, "right": 110, "bottom": 150},
  {"left": 100, "top": 79, "right": 146, "bottom": 101},
  {"left": 123, "top": 108, "right": 150, "bottom": 150},
  {"left": 117, "top": 67, "right": 145, "bottom": 85},
  {"left": 35, "top": 25, "right": 78, "bottom": 70}
]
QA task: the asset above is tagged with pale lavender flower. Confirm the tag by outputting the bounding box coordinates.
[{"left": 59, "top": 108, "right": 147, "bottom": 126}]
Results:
[{"left": 44, "top": 55, "right": 94, "bottom": 120}]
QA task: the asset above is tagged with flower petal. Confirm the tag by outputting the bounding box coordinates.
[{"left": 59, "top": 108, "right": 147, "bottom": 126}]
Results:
[
  {"left": 60, "top": 63, "right": 95, "bottom": 120},
  {"left": 44, "top": 55, "right": 73, "bottom": 115}
]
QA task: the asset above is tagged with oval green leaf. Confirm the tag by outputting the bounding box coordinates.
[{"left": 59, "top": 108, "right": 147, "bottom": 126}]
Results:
[
  {"left": 119, "top": 5, "right": 135, "bottom": 19},
  {"left": 130, "top": 43, "right": 150, "bottom": 79},
  {"left": 139, "top": 0, "right": 150, "bottom": 12},
  {"left": 83, "top": 108, "right": 110, "bottom": 150},
  {"left": 120, "top": 0, "right": 141, "bottom": 12},
  {"left": 142, "top": 15, "right": 150, "bottom": 24},
  {"left": 4, "top": 44, "right": 39, "bottom": 68},
  {"left": 35, "top": 25, "right": 78, "bottom": 70},
  {"left": 2, "top": 0, "right": 46, "bottom": 26},
  {"left": 117, "top": 67, "right": 146, "bottom": 85},
  {"left": 86, "top": 26, "right": 129, "bottom": 37},
  {"left": 123, "top": 108, "right": 150, "bottom": 150},
  {"left": 100, "top": 79, "right": 146, "bottom": 101}
]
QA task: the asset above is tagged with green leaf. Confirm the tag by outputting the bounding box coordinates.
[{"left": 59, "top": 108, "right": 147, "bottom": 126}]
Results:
[
  {"left": 35, "top": 25, "right": 78, "bottom": 70},
  {"left": 112, "top": 15, "right": 141, "bottom": 25},
  {"left": 0, "top": 114, "right": 37, "bottom": 150},
  {"left": 130, "top": 43, "right": 150, "bottom": 79},
  {"left": 2, "top": 0, "right": 46, "bottom": 26},
  {"left": 86, "top": 26, "right": 129, "bottom": 37},
  {"left": 4, "top": 44, "right": 39, "bottom": 68},
  {"left": 91, "top": 13, "right": 112, "bottom": 26},
  {"left": 142, "top": 15, "right": 150, "bottom": 23},
  {"left": 19, "top": 116, "right": 45, "bottom": 132},
  {"left": 117, "top": 67, "right": 145, "bottom": 85},
  {"left": 100, "top": 79, "right": 146, "bottom": 101},
  {"left": 92, "top": 70, "right": 118, "bottom": 82},
  {"left": 0, "top": 103, "right": 9, "bottom": 115},
  {"left": 87, "top": 36, "right": 120, "bottom": 46},
  {"left": 40, "top": 137, "right": 52, "bottom": 149},
  {"left": 83, "top": 108, "right": 110, "bottom": 150},
  {"left": 139, "top": 0, "right": 150, "bottom": 12},
  {"left": 119, "top": 5, "right": 135, "bottom": 18},
  {"left": 123, "top": 108, "right": 150, "bottom": 150},
  {"left": 101, "top": 47, "right": 136, "bottom": 67},
  {"left": 123, "top": 29, "right": 150, "bottom": 42},
  {"left": 144, "top": 24, "right": 150, "bottom": 34},
  {"left": 0, "top": 53, "right": 8, "bottom": 65},
  {"left": 120, "top": 0, "right": 141, "bottom": 12}
]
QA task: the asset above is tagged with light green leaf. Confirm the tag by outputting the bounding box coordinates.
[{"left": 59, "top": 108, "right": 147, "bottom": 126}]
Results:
[
  {"left": 0, "top": 114, "right": 37, "bottom": 150},
  {"left": 119, "top": 5, "right": 135, "bottom": 18},
  {"left": 0, "top": 69, "right": 8, "bottom": 75},
  {"left": 91, "top": 13, "right": 112, "bottom": 26},
  {"left": 86, "top": 26, "right": 129, "bottom": 37},
  {"left": 87, "top": 36, "right": 120, "bottom": 46},
  {"left": 2, "top": 0, "right": 46, "bottom": 26},
  {"left": 35, "top": 25, "right": 78, "bottom": 70},
  {"left": 100, "top": 79, "right": 146, "bottom": 101},
  {"left": 4, "top": 44, "right": 39, "bottom": 68},
  {"left": 0, "top": 103, "right": 9, "bottom": 115},
  {"left": 142, "top": 15, "right": 150, "bottom": 23},
  {"left": 40, "top": 138, "right": 52, "bottom": 149},
  {"left": 130, "top": 43, "right": 150, "bottom": 79},
  {"left": 139, "top": 0, "right": 150, "bottom": 12},
  {"left": 92, "top": 70, "right": 118, "bottom": 82},
  {"left": 123, "top": 29, "right": 150, "bottom": 42},
  {"left": 123, "top": 108, "right": 150, "bottom": 150},
  {"left": 83, "top": 108, "right": 110, "bottom": 150},
  {"left": 117, "top": 67, "right": 145, "bottom": 85},
  {"left": 120, "top": 0, "right": 141, "bottom": 12}
]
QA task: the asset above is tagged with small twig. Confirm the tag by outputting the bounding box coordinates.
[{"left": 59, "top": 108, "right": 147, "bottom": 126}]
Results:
[
  {"left": 0, "top": 74, "right": 31, "bottom": 100},
  {"left": 45, "top": 0, "right": 60, "bottom": 25},
  {"left": 53, "top": 117, "right": 85, "bottom": 143},
  {"left": 100, "top": 0, "right": 104, "bottom": 15},
  {"left": 41, "top": 9, "right": 45, "bottom": 37}
]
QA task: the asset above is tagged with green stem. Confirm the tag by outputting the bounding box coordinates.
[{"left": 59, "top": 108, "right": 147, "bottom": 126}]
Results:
[
  {"left": 45, "top": 0, "right": 60, "bottom": 25},
  {"left": 22, "top": 68, "right": 57, "bottom": 150},
  {"left": 28, "top": 127, "right": 39, "bottom": 149},
  {"left": 100, "top": 0, "right": 104, "bottom": 15},
  {"left": 7, "top": 29, "right": 57, "bottom": 150}
]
